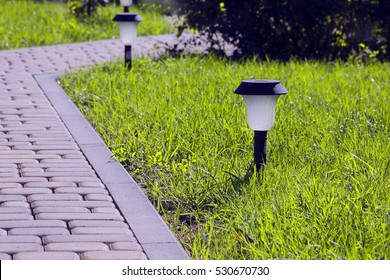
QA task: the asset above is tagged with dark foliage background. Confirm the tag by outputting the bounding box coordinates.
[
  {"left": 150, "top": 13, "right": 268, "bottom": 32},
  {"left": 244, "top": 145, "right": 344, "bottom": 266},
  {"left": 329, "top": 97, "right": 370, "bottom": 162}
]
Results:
[
  {"left": 32, "top": 0, "right": 390, "bottom": 60},
  {"left": 176, "top": 0, "right": 390, "bottom": 61}
]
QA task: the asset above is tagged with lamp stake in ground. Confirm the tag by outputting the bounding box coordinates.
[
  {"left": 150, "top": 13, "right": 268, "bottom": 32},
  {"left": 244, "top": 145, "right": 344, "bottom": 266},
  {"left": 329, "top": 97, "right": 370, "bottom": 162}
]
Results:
[
  {"left": 234, "top": 80, "right": 287, "bottom": 171},
  {"left": 254, "top": 130, "right": 267, "bottom": 170},
  {"left": 124, "top": 45, "right": 132, "bottom": 70}
]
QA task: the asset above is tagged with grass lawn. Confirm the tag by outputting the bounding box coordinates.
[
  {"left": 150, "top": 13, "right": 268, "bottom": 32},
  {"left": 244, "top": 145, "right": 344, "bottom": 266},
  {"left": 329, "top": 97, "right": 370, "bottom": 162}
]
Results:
[
  {"left": 0, "top": 0, "right": 172, "bottom": 50},
  {"left": 60, "top": 56, "right": 390, "bottom": 259}
]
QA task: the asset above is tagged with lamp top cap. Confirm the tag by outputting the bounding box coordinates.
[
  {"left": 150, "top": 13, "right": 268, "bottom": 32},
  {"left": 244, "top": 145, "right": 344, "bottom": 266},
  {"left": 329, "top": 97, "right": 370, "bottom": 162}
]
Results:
[
  {"left": 234, "top": 79, "right": 287, "bottom": 95},
  {"left": 120, "top": 0, "right": 133, "bottom": 6},
  {"left": 113, "top": 13, "right": 143, "bottom": 22}
]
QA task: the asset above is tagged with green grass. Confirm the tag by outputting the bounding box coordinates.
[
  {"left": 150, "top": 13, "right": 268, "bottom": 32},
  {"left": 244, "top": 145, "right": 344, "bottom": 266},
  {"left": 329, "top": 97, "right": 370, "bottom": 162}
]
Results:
[
  {"left": 60, "top": 56, "right": 390, "bottom": 259},
  {"left": 0, "top": 0, "right": 172, "bottom": 50}
]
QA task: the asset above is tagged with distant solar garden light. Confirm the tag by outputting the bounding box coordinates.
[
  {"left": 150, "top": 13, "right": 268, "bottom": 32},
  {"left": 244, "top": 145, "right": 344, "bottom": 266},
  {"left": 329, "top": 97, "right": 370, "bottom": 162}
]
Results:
[
  {"left": 235, "top": 80, "right": 287, "bottom": 171},
  {"left": 113, "top": 0, "right": 143, "bottom": 70}
]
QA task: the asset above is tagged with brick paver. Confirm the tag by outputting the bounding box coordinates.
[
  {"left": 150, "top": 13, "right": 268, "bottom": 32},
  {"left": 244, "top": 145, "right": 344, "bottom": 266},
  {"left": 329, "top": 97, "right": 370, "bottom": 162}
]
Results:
[
  {"left": 0, "top": 236, "right": 41, "bottom": 243},
  {"left": 0, "top": 253, "right": 12, "bottom": 260},
  {"left": 81, "top": 250, "right": 147, "bottom": 260},
  {"left": 13, "top": 251, "right": 80, "bottom": 260},
  {"left": 0, "top": 35, "right": 189, "bottom": 259}
]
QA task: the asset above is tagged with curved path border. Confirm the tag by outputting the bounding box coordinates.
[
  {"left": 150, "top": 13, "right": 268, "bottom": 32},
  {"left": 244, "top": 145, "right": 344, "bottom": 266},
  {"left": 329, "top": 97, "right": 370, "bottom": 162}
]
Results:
[{"left": 0, "top": 35, "right": 189, "bottom": 260}]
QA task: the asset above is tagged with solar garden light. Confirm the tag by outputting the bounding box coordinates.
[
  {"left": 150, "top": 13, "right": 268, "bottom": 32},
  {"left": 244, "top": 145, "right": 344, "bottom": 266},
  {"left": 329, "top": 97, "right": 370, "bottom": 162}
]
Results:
[
  {"left": 113, "top": 0, "right": 143, "bottom": 70},
  {"left": 234, "top": 80, "right": 287, "bottom": 171}
]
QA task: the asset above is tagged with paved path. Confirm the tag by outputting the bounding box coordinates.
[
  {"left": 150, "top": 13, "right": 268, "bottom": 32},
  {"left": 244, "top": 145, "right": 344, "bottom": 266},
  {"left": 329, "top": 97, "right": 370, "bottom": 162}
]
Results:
[{"left": 0, "top": 35, "right": 189, "bottom": 260}]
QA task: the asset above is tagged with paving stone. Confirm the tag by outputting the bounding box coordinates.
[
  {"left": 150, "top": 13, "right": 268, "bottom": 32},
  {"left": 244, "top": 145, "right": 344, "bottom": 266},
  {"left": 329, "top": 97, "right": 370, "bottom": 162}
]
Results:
[
  {"left": 46, "top": 167, "right": 93, "bottom": 173},
  {"left": 0, "top": 164, "right": 17, "bottom": 169},
  {"left": 78, "top": 182, "right": 105, "bottom": 188},
  {"left": 110, "top": 242, "right": 143, "bottom": 251},
  {"left": 0, "top": 220, "right": 67, "bottom": 229},
  {"left": 0, "top": 214, "right": 34, "bottom": 220},
  {"left": 68, "top": 220, "right": 129, "bottom": 229},
  {"left": 50, "top": 177, "right": 102, "bottom": 183},
  {"left": 17, "top": 109, "right": 57, "bottom": 115},
  {"left": 20, "top": 167, "right": 44, "bottom": 172},
  {"left": 37, "top": 150, "right": 82, "bottom": 155},
  {"left": 0, "top": 253, "right": 12, "bottom": 260},
  {"left": 45, "top": 242, "right": 109, "bottom": 252},
  {"left": 31, "top": 200, "right": 115, "bottom": 208},
  {"left": 0, "top": 138, "right": 32, "bottom": 144},
  {"left": 33, "top": 142, "right": 76, "bottom": 146},
  {"left": 63, "top": 154, "right": 86, "bottom": 159},
  {"left": 40, "top": 159, "right": 88, "bottom": 164},
  {"left": 85, "top": 194, "right": 113, "bottom": 201},
  {"left": 0, "top": 154, "right": 62, "bottom": 159},
  {"left": 0, "top": 183, "right": 22, "bottom": 189},
  {"left": 13, "top": 145, "right": 78, "bottom": 150},
  {"left": 0, "top": 188, "right": 52, "bottom": 195},
  {"left": 0, "top": 141, "right": 32, "bottom": 146},
  {"left": 0, "top": 243, "right": 43, "bottom": 254},
  {"left": 92, "top": 207, "right": 120, "bottom": 214},
  {"left": 21, "top": 163, "right": 90, "bottom": 169},
  {"left": 0, "top": 173, "right": 19, "bottom": 178},
  {"left": 33, "top": 206, "right": 90, "bottom": 214},
  {"left": 0, "top": 150, "right": 35, "bottom": 155},
  {"left": 25, "top": 181, "right": 77, "bottom": 188},
  {"left": 23, "top": 172, "right": 96, "bottom": 177},
  {"left": 0, "top": 236, "right": 42, "bottom": 243},
  {"left": 1, "top": 201, "right": 29, "bottom": 207},
  {"left": 44, "top": 234, "right": 136, "bottom": 243},
  {"left": 0, "top": 109, "right": 19, "bottom": 115},
  {"left": 0, "top": 207, "right": 30, "bottom": 214},
  {"left": 81, "top": 251, "right": 147, "bottom": 260},
  {"left": 54, "top": 187, "right": 108, "bottom": 195},
  {"left": 13, "top": 252, "right": 80, "bottom": 260},
  {"left": 12, "top": 137, "right": 73, "bottom": 143},
  {"left": 0, "top": 159, "right": 39, "bottom": 164},
  {"left": 20, "top": 122, "right": 63, "bottom": 126},
  {"left": 36, "top": 213, "right": 124, "bottom": 221},
  {"left": 0, "top": 127, "right": 45, "bottom": 132},
  {"left": 0, "top": 177, "right": 48, "bottom": 183},
  {"left": 0, "top": 195, "right": 27, "bottom": 202},
  {"left": 19, "top": 118, "right": 62, "bottom": 122},
  {"left": 8, "top": 227, "right": 70, "bottom": 236},
  {"left": 71, "top": 227, "right": 133, "bottom": 235},
  {"left": 28, "top": 193, "right": 83, "bottom": 202}
]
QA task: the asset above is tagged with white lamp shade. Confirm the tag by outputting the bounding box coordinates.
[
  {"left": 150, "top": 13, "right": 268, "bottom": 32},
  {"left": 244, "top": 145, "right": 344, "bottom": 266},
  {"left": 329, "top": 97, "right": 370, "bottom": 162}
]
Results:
[
  {"left": 234, "top": 79, "right": 287, "bottom": 131},
  {"left": 117, "top": 21, "right": 139, "bottom": 45},
  {"left": 242, "top": 94, "right": 280, "bottom": 131},
  {"left": 120, "top": 0, "right": 133, "bottom": 6}
]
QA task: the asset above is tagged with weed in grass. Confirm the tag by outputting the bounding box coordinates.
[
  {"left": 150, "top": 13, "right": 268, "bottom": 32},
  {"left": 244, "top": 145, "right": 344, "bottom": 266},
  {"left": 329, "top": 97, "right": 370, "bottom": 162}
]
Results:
[{"left": 60, "top": 56, "right": 390, "bottom": 259}]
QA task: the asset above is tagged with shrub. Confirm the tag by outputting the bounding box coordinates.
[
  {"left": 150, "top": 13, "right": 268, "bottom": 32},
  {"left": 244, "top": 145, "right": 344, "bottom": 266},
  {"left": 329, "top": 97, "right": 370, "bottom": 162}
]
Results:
[{"left": 175, "top": 0, "right": 390, "bottom": 61}]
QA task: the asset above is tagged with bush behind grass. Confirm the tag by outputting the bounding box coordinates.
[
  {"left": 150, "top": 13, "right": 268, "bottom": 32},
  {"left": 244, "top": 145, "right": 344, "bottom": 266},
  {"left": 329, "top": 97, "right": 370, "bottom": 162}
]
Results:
[
  {"left": 176, "top": 0, "right": 390, "bottom": 61},
  {"left": 0, "top": 0, "right": 172, "bottom": 50},
  {"left": 61, "top": 56, "right": 390, "bottom": 259}
]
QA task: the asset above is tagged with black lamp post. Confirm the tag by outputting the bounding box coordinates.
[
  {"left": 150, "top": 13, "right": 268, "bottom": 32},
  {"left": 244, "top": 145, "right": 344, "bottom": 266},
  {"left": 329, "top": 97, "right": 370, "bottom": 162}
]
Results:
[
  {"left": 235, "top": 80, "right": 287, "bottom": 171},
  {"left": 113, "top": 0, "right": 143, "bottom": 70}
]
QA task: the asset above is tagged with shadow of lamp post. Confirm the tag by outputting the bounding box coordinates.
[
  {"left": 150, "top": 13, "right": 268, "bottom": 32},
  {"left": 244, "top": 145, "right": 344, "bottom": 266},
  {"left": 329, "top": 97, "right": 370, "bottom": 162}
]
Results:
[
  {"left": 113, "top": 0, "right": 143, "bottom": 70},
  {"left": 234, "top": 80, "right": 287, "bottom": 171}
]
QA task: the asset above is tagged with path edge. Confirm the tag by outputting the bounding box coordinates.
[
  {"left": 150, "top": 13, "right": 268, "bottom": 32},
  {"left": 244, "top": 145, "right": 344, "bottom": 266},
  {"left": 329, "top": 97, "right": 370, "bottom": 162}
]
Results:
[{"left": 34, "top": 73, "right": 190, "bottom": 260}]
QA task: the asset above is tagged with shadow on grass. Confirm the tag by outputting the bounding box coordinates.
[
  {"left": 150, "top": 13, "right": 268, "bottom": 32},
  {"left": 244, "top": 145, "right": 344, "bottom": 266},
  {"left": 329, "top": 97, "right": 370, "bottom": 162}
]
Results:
[{"left": 224, "top": 162, "right": 262, "bottom": 191}]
